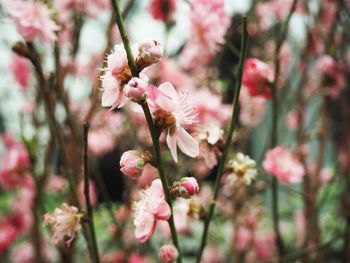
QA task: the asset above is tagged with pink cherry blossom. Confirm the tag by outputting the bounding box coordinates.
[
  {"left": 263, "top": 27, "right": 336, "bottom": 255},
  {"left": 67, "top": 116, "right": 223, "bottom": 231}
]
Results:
[
  {"left": 0, "top": 217, "right": 18, "bottom": 255},
  {"left": 262, "top": 146, "right": 305, "bottom": 184},
  {"left": 242, "top": 58, "right": 274, "bottom": 98},
  {"left": 149, "top": 0, "right": 176, "bottom": 22},
  {"left": 137, "top": 39, "right": 163, "bottom": 68},
  {"left": 159, "top": 244, "right": 178, "bottom": 262},
  {"left": 150, "top": 82, "right": 199, "bottom": 162},
  {"left": 172, "top": 177, "right": 199, "bottom": 199},
  {"left": 5, "top": 0, "right": 60, "bottom": 44},
  {"left": 124, "top": 77, "right": 149, "bottom": 101},
  {"left": 253, "top": 233, "right": 276, "bottom": 261},
  {"left": 133, "top": 179, "right": 171, "bottom": 242}
]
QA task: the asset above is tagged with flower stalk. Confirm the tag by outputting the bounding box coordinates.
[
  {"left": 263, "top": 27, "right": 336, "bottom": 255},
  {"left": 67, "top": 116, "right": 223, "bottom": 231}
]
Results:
[
  {"left": 110, "top": 1, "right": 182, "bottom": 261},
  {"left": 196, "top": 15, "right": 249, "bottom": 263}
]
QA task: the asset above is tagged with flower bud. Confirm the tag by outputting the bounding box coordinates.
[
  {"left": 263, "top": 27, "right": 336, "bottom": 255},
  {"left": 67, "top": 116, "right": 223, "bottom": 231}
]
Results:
[
  {"left": 124, "top": 77, "right": 148, "bottom": 102},
  {"left": 171, "top": 177, "right": 199, "bottom": 199},
  {"left": 159, "top": 244, "right": 178, "bottom": 262},
  {"left": 137, "top": 39, "right": 163, "bottom": 68},
  {"left": 120, "top": 150, "right": 145, "bottom": 179}
]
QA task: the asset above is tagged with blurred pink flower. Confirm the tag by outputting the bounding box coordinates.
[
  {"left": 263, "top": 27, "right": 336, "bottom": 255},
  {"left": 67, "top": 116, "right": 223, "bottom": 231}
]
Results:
[
  {"left": 149, "top": 0, "right": 176, "bottom": 22},
  {"left": 159, "top": 244, "right": 178, "bottom": 262},
  {"left": 315, "top": 55, "right": 345, "bottom": 98},
  {"left": 137, "top": 39, "right": 163, "bottom": 69},
  {"left": 253, "top": 233, "right": 276, "bottom": 261},
  {"left": 124, "top": 77, "right": 149, "bottom": 101},
  {"left": 242, "top": 58, "right": 274, "bottom": 98},
  {"left": 44, "top": 203, "right": 83, "bottom": 246},
  {"left": 0, "top": 217, "right": 18, "bottom": 255},
  {"left": 294, "top": 210, "right": 306, "bottom": 247},
  {"left": 138, "top": 164, "right": 158, "bottom": 188},
  {"left": 151, "top": 82, "right": 199, "bottom": 162},
  {"left": 200, "top": 245, "right": 225, "bottom": 263},
  {"left": 235, "top": 226, "right": 252, "bottom": 251},
  {"left": 285, "top": 108, "right": 305, "bottom": 130},
  {"left": 46, "top": 175, "right": 67, "bottom": 192},
  {"left": 5, "top": 0, "right": 60, "bottom": 44},
  {"left": 180, "top": 0, "right": 230, "bottom": 69},
  {"left": 263, "top": 146, "right": 305, "bottom": 184},
  {"left": 239, "top": 86, "right": 267, "bottom": 127},
  {"left": 0, "top": 140, "right": 30, "bottom": 190},
  {"left": 133, "top": 179, "right": 171, "bottom": 242},
  {"left": 11, "top": 55, "right": 31, "bottom": 89}
]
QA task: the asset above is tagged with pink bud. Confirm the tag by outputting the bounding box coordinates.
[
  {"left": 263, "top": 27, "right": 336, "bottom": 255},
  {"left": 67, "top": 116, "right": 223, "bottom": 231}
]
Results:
[
  {"left": 124, "top": 77, "right": 148, "bottom": 101},
  {"left": 120, "top": 150, "right": 145, "bottom": 179},
  {"left": 138, "top": 39, "right": 163, "bottom": 66},
  {"left": 172, "top": 177, "right": 199, "bottom": 199},
  {"left": 159, "top": 244, "right": 178, "bottom": 262}
]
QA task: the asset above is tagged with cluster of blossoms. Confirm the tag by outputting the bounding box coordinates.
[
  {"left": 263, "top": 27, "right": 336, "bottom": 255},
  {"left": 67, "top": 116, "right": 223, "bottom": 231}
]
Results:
[
  {"left": 225, "top": 153, "right": 258, "bottom": 186},
  {"left": 5, "top": 0, "right": 60, "bottom": 44},
  {"left": 43, "top": 203, "right": 83, "bottom": 246}
]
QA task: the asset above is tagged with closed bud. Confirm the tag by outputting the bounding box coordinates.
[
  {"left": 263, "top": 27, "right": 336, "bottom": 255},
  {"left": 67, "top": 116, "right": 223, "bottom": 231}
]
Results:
[
  {"left": 137, "top": 39, "right": 163, "bottom": 69},
  {"left": 120, "top": 150, "right": 145, "bottom": 179},
  {"left": 171, "top": 177, "right": 199, "bottom": 199},
  {"left": 159, "top": 244, "right": 178, "bottom": 262},
  {"left": 124, "top": 77, "right": 148, "bottom": 102}
]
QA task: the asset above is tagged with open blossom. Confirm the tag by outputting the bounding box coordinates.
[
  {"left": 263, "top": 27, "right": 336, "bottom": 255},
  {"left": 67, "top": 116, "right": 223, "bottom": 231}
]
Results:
[
  {"left": 149, "top": 0, "right": 176, "bottom": 22},
  {"left": 133, "top": 179, "right": 171, "bottom": 242},
  {"left": 226, "top": 153, "right": 257, "bottom": 185},
  {"left": 5, "top": 0, "right": 60, "bottom": 44},
  {"left": 43, "top": 203, "right": 83, "bottom": 246},
  {"left": 262, "top": 146, "right": 305, "bottom": 184},
  {"left": 197, "top": 125, "right": 223, "bottom": 168},
  {"left": 151, "top": 82, "right": 199, "bottom": 162},
  {"left": 242, "top": 58, "right": 274, "bottom": 98},
  {"left": 120, "top": 150, "right": 145, "bottom": 179},
  {"left": 171, "top": 177, "right": 199, "bottom": 199},
  {"left": 159, "top": 244, "right": 178, "bottom": 262}
]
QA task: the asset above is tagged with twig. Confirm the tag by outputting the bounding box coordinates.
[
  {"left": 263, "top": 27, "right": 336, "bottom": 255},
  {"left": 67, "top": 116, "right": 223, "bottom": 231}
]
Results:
[
  {"left": 83, "top": 123, "right": 100, "bottom": 263},
  {"left": 196, "top": 16, "right": 249, "bottom": 263},
  {"left": 269, "top": 0, "right": 298, "bottom": 257},
  {"left": 110, "top": 1, "right": 182, "bottom": 261}
]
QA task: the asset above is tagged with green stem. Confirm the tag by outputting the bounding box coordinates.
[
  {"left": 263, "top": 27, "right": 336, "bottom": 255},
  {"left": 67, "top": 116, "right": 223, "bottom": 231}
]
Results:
[
  {"left": 83, "top": 123, "right": 100, "bottom": 263},
  {"left": 110, "top": 1, "right": 182, "bottom": 261},
  {"left": 196, "top": 16, "right": 249, "bottom": 263},
  {"left": 111, "top": 0, "right": 138, "bottom": 77}
]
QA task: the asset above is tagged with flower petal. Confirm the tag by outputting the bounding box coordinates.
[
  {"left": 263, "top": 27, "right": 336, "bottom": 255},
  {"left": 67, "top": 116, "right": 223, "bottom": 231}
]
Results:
[
  {"left": 176, "top": 128, "right": 199, "bottom": 158},
  {"left": 166, "top": 133, "right": 178, "bottom": 162}
]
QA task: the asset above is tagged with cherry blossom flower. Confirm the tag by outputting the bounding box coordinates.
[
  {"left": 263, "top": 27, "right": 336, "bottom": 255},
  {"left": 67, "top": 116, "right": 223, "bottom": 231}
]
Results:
[
  {"left": 242, "top": 58, "right": 274, "bottom": 98},
  {"left": 234, "top": 226, "right": 252, "bottom": 251},
  {"left": 0, "top": 217, "right": 18, "bottom": 255},
  {"left": 120, "top": 150, "right": 145, "bottom": 179},
  {"left": 124, "top": 77, "right": 149, "bottom": 102},
  {"left": 262, "top": 146, "right": 305, "bottom": 184},
  {"left": 132, "top": 179, "right": 171, "bottom": 242},
  {"left": 150, "top": 82, "right": 199, "bottom": 162},
  {"left": 43, "top": 203, "right": 83, "bottom": 246},
  {"left": 5, "top": 0, "right": 60, "bottom": 44},
  {"left": 137, "top": 39, "right": 163, "bottom": 70},
  {"left": 149, "top": 0, "right": 176, "bottom": 22},
  {"left": 197, "top": 125, "right": 223, "bottom": 168},
  {"left": 226, "top": 153, "right": 258, "bottom": 186},
  {"left": 159, "top": 244, "right": 178, "bottom": 262}
]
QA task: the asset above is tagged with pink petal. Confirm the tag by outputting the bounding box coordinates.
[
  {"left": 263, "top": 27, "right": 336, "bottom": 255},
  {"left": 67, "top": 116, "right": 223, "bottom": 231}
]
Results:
[
  {"left": 176, "top": 128, "right": 199, "bottom": 158},
  {"left": 166, "top": 133, "right": 178, "bottom": 162},
  {"left": 155, "top": 200, "right": 171, "bottom": 221},
  {"left": 134, "top": 213, "right": 156, "bottom": 243}
]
